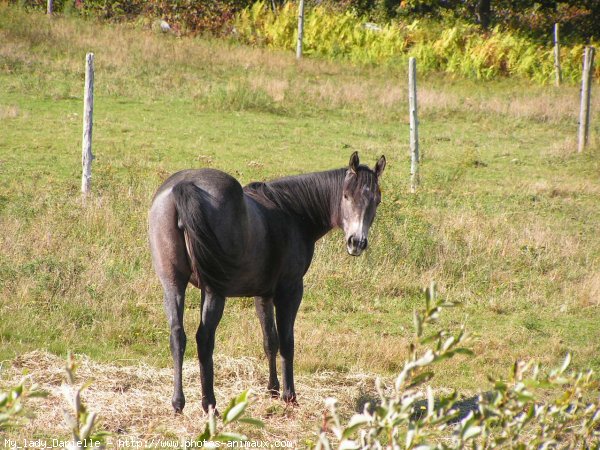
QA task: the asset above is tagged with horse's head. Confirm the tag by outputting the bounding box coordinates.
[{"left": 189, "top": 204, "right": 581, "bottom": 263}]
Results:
[{"left": 340, "top": 151, "right": 386, "bottom": 256}]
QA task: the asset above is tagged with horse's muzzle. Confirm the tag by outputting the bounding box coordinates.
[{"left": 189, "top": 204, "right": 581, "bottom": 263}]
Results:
[{"left": 347, "top": 235, "right": 367, "bottom": 256}]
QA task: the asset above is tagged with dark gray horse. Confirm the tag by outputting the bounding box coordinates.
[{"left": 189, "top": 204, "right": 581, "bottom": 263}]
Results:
[{"left": 148, "top": 151, "right": 386, "bottom": 413}]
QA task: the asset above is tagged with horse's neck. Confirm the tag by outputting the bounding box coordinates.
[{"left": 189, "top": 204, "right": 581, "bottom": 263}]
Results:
[{"left": 266, "top": 169, "right": 344, "bottom": 240}]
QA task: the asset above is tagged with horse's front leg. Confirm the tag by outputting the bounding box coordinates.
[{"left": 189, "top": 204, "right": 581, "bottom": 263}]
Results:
[
  {"left": 255, "top": 296, "right": 280, "bottom": 397},
  {"left": 196, "top": 288, "right": 226, "bottom": 412},
  {"left": 274, "top": 280, "right": 303, "bottom": 404}
]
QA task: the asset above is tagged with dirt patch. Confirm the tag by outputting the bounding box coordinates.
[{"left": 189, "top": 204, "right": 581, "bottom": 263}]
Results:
[{"left": 0, "top": 351, "right": 378, "bottom": 443}]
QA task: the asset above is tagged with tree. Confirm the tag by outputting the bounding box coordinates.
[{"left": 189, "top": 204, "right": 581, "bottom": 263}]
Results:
[{"left": 477, "top": 0, "right": 491, "bottom": 30}]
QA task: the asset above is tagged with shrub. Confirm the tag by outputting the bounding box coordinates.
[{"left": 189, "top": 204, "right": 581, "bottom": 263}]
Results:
[
  {"left": 234, "top": 2, "right": 599, "bottom": 84},
  {"left": 195, "top": 390, "right": 264, "bottom": 444},
  {"left": 62, "top": 353, "right": 110, "bottom": 447},
  {"left": 314, "top": 283, "right": 600, "bottom": 448},
  {"left": 12, "top": 0, "right": 252, "bottom": 35},
  {"left": 0, "top": 378, "right": 46, "bottom": 431}
]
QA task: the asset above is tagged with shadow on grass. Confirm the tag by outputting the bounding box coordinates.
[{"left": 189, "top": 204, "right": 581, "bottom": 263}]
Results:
[{"left": 354, "top": 389, "right": 489, "bottom": 424}]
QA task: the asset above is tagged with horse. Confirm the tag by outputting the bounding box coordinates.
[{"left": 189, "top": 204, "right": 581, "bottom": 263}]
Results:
[{"left": 148, "top": 151, "right": 386, "bottom": 414}]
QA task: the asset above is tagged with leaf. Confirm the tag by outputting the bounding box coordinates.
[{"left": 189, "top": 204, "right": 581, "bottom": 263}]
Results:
[
  {"left": 415, "top": 350, "right": 435, "bottom": 367},
  {"left": 431, "top": 409, "right": 460, "bottom": 425},
  {"left": 494, "top": 380, "right": 507, "bottom": 391},
  {"left": 239, "top": 417, "right": 264, "bottom": 428},
  {"left": 523, "top": 404, "right": 535, "bottom": 423},
  {"left": 224, "top": 401, "right": 248, "bottom": 425},
  {"left": 214, "top": 432, "right": 247, "bottom": 442},
  {"left": 512, "top": 360, "right": 520, "bottom": 379},
  {"left": 341, "top": 414, "right": 370, "bottom": 439},
  {"left": 220, "top": 397, "right": 236, "bottom": 425},
  {"left": 208, "top": 406, "right": 217, "bottom": 436},
  {"left": 413, "top": 309, "right": 423, "bottom": 337},
  {"left": 438, "top": 348, "right": 472, "bottom": 361},
  {"left": 236, "top": 389, "right": 250, "bottom": 403},
  {"left": 427, "top": 386, "right": 434, "bottom": 416},
  {"left": 420, "top": 331, "right": 442, "bottom": 345},
  {"left": 442, "top": 336, "right": 455, "bottom": 351},
  {"left": 28, "top": 390, "right": 48, "bottom": 398},
  {"left": 196, "top": 423, "right": 211, "bottom": 442},
  {"left": 425, "top": 281, "right": 436, "bottom": 309},
  {"left": 560, "top": 353, "right": 572, "bottom": 373},
  {"left": 434, "top": 352, "right": 452, "bottom": 362},
  {"left": 452, "top": 348, "right": 474, "bottom": 356},
  {"left": 551, "top": 376, "right": 570, "bottom": 385},
  {"left": 375, "top": 405, "right": 388, "bottom": 419},
  {"left": 441, "top": 301, "right": 459, "bottom": 308},
  {"left": 79, "top": 411, "right": 97, "bottom": 439},
  {"left": 339, "top": 439, "right": 360, "bottom": 450},
  {"left": 407, "top": 371, "right": 434, "bottom": 388},
  {"left": 406, "top": 427, "right": 416, "bottom": 448},
  {"left": 515, "top": 390, "right": 534, "bottom": 403},
  {"left": 462, "top": 424, "right": 482, "bottom": 440}
]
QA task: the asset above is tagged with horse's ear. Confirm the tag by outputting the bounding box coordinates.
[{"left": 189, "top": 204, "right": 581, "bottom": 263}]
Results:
[
  {"left": 374, "top": 155, "right": 386, "bottom": 178},
  {"left": 349, "top": 151, "right": 360, "bottom": 174}
]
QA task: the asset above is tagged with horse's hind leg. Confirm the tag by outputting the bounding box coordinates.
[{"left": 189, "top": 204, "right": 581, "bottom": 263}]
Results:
[
  {"left": 254, "top": 296, "right": 280, "bottom": 397},
  {"left": 162, "top": 279, "right": 188, "bottom": 413},
  {"left": 149, "top": 196, "right": 191, "bottom": 414},
  {"left": 196, "top": 288, "right": 225, "bottom": 413}
]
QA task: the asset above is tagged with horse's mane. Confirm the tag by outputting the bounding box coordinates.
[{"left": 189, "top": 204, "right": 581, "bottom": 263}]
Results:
[{"left": 244, "top": 166, "right": 378, "bottom": 235}]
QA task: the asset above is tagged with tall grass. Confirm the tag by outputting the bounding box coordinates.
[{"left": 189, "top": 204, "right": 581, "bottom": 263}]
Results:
[{"left": 235, "top": 1, "right": 598, "bottom": 83}]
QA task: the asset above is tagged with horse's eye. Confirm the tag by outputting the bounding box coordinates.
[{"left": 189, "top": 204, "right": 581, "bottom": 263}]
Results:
[{"left": 343, "top": 194, "right": 348, "bottom": 200}]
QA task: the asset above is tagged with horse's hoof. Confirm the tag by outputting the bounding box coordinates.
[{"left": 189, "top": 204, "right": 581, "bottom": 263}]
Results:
[
  {"left": 282, "top": 392, "right": 298, "bottom": 406},
  {"left": 172, "top": 398, "right": 185, "bottom": 414},
  {"left": 268, "top": 388, "right": 280, "bottom": 399}
]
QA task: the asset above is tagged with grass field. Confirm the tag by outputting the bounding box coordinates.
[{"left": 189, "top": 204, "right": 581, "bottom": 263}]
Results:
[{"left": 1, "top": 4, "right": 600, "bottom": 442}]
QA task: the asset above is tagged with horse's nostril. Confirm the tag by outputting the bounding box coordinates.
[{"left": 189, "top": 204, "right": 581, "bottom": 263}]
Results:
[
  {"left": 348, "top": 235, "right": 368, "bottom": 251},
  {"left": 360, "top": 238, "right": 368, "bottom": 250}
]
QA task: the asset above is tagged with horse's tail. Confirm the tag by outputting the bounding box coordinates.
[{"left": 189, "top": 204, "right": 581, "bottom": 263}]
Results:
[{"left": 171, "top": 181, "right": 239, "bottom": 296}]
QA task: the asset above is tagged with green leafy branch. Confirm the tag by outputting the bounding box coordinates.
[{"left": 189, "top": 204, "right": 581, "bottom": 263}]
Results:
[
  {"left": 316, "top": 282, "right": 472, "bottom": 449},
  {"left": 196, "top": 389, "right": 264, "bottom": 446},
  {"left": 62, "top": 353, "right": 110, "bottom": 448},
  {"left": 314, "top": 282, "right": 600, "bottom": 449},
  {"left": 0, "top": 377, "right": 47, "bottom": 431}
]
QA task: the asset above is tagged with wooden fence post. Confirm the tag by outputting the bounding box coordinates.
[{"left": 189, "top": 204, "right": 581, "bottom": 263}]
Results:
[
  {"left": 81, "top": 53, "right": 95, "bottom": 196},
  {"left": 47, "top": 0, "right": 53, "bottom": 15},
  {"left": 409, "top": 57, "right": 419, "bottom": 193},
  {"left": 296, "top": 0, "right": 305, "bottom": 60},
  {"left": 578, "top": 46, "right": 595, "bottom": 153},
  {"left": 553, "top": 23, "right": 562, "bottom": 87}
]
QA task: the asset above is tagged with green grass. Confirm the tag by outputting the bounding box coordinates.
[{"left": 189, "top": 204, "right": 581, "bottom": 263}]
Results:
[{"left": 1, "top": 3, "right": 600, "bottom": 435}]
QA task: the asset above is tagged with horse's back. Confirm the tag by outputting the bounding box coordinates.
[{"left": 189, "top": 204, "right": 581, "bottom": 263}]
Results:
[
  {"left": 153, "top": 168, "right": 242, "bottom": 202},
  {"left": 151, "top": 169, "right": 246, "bottom": 232}
]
